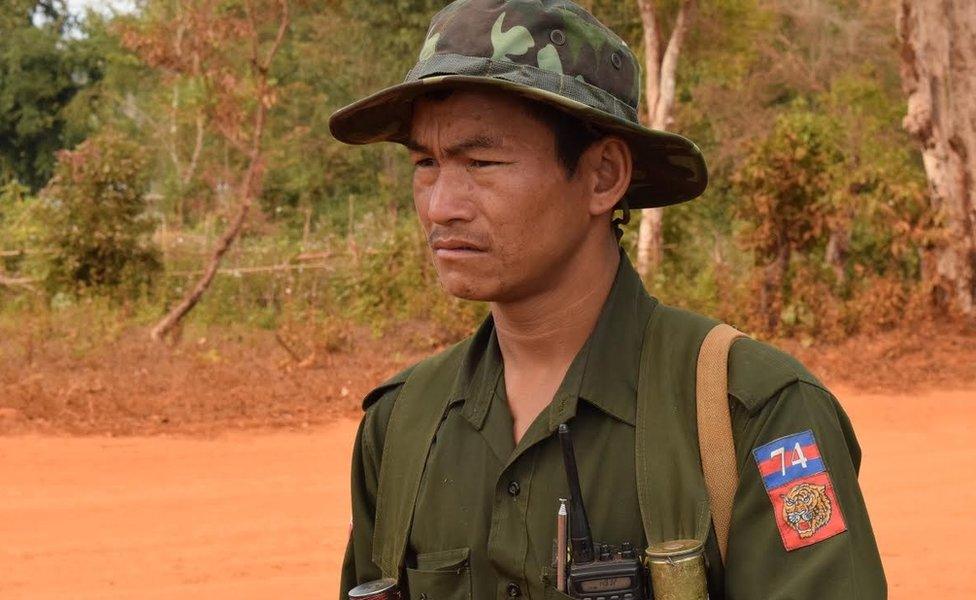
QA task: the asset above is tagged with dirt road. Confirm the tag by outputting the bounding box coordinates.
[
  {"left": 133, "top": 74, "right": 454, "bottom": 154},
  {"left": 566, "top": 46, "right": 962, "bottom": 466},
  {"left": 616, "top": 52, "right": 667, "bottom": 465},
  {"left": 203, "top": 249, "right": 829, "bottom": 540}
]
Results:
[
  {"left": 1, "top": 387, "right": 974, "bottom": 599},
  {"left": 0, "top": 421, "right": 357, "bottom": 599}
]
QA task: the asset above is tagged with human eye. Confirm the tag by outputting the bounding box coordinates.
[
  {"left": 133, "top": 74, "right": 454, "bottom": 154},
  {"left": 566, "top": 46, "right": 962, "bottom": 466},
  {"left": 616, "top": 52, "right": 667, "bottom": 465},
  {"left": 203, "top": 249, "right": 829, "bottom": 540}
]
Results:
[
  {"left": 413, "top": 157, "right": 436, "bottom": 168},
  {"left": 468, "top": 158, "right": 503, "bottom": 169}
]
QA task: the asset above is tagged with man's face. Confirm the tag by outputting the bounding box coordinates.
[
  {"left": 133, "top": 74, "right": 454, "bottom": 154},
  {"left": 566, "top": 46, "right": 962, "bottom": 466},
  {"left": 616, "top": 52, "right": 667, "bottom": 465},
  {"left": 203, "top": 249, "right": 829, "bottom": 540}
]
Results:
[{"left": 408, "top": 90, "right": 594, "bottom": 303}]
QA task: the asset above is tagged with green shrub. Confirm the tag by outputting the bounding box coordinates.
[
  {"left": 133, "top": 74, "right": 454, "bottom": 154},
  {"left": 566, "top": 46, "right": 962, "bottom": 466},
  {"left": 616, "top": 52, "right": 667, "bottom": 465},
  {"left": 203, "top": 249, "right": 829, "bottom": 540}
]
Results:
[
  {"left": 0, "top": 180, "right": 47, "bottom": 279},
  {"left": 731, "top": 97, "right": 929, "bottom": 339},
  {"left": 40, "top": 129, "right": 161, "bottom": 298},
  {"left": 334, "top": 216, "right": 486, "bottom": 337}
]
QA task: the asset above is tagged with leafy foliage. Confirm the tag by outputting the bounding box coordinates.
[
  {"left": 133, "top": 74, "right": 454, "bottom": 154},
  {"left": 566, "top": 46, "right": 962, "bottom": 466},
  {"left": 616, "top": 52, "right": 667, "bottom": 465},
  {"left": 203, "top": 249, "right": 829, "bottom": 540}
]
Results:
[
  {"left": 0, "top": 0, "right": 104, "bottom": 190},
  {"left": 0, "top": 0, "right": 944, "bottom": 341},
  {"left": 0, "top": 180, "right": 48, "bottom": 289},
  {"left": 40, "top": 129, "right": 161, "bottom": 296},
  {"left": 734, "top": 107, "right": 847, "bottom": 331},
  {"left": 732, "top": 91, "right": 929, "bottom": 338}
]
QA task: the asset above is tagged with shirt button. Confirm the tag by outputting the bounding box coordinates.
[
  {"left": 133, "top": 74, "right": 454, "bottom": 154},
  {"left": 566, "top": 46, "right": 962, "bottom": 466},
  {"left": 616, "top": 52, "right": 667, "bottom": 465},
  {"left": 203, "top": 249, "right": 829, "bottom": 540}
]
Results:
[
  {"left": 506, "top": 582, "right": 522, "bottom": 597},
  {"left": 507, "top": 481, "right": 521, "bottom": 496}
]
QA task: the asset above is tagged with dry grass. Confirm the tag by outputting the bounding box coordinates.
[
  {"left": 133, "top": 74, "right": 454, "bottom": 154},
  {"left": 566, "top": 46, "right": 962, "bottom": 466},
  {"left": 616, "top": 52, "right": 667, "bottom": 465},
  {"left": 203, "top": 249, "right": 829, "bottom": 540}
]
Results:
[
  {"left": 0, "top": 313, "right": 441, "bottom": 436},
  {"left": 1, "top": 308, "right": 973, "bottom": 436}
]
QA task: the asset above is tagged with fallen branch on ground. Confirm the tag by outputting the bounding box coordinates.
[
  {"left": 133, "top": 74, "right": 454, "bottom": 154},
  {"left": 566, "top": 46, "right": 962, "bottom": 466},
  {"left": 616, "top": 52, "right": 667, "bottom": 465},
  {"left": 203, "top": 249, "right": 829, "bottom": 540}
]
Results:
[
  {"left": 0, "top": 274, "right": 40, "bottom": 292},
  {"left": 165, "top": 263, "right": 334, "bottom": 277}
]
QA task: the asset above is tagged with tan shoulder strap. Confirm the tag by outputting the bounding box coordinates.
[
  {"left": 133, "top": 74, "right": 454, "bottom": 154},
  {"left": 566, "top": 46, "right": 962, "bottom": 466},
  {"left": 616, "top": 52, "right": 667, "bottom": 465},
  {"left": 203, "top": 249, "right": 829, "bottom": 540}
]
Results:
[{"left": 696, "top": 323, "right": 747, "bottom": 564}]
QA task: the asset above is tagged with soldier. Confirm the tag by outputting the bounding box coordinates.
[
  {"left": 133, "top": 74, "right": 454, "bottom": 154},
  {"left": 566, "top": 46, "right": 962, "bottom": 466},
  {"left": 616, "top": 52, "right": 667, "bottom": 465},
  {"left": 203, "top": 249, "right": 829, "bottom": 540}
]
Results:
[{"left": 331, "top": 1, "right": 886, "bottom": 598}]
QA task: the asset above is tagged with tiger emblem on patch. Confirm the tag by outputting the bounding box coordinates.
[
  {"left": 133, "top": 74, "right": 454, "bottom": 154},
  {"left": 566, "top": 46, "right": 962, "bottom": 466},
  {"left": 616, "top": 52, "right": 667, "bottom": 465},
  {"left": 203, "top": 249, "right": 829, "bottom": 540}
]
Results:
[
  {"left": 782, "top": 482, "right": 831, "bottom": 538},
  {"left": 753, "top": 430, "right": 848, "bottom": 550}
]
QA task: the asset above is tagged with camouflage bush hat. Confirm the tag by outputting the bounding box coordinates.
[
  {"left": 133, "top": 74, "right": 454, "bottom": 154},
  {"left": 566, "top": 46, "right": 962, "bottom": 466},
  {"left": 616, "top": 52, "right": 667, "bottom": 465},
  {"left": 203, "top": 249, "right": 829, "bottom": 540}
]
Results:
[{"left": 328, "top": 0, "right": 708, "bottom": 209}]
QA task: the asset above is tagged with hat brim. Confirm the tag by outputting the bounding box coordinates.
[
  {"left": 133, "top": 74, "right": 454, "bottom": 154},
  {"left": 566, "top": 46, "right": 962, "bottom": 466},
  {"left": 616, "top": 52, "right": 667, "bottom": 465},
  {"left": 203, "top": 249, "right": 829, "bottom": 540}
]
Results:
[{"left": 328, "top": 75, "right": 707, "bottom": 209}]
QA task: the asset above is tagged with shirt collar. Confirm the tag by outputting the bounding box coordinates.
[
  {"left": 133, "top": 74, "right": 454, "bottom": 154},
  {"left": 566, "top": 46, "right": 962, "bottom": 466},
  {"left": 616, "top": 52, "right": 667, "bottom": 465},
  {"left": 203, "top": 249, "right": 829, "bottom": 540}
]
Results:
[
  {"left": 452, "top": 251, "right": 657, "bottom": 430},
  {"left": 573, "top": 252, "right": 656, "bottom": 426},
  {"left": 452, "top": 317, "right": 503, "bottom": 429}
]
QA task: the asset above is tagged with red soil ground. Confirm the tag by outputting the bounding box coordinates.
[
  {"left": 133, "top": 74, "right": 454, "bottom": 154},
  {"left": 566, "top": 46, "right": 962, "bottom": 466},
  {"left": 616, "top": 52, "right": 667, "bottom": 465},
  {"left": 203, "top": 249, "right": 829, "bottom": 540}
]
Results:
[
  {"left": 0, "top": 320, "right": 974, "bottom": 598},
  {"left": 1, "top": 386, "right": 974, "bottom": 598}
]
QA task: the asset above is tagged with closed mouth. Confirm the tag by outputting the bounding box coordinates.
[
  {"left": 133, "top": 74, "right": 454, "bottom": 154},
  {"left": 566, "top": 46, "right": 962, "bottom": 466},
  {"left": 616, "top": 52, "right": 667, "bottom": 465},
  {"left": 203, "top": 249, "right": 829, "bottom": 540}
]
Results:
[{"left": 431, "top": 239, "right": 485, "bottom": 253}]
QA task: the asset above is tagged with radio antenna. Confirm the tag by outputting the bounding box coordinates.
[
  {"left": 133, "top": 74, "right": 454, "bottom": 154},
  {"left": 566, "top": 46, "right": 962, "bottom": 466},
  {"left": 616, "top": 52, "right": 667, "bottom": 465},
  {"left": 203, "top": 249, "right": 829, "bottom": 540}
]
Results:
[{"left": 558, "top": 423, "right": 595, "bottom": 564}]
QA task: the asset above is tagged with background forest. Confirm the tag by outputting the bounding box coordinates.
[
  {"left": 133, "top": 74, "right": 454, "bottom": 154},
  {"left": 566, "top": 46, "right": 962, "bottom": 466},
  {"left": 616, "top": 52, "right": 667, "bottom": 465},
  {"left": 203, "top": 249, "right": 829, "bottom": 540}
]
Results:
[
  {"left": 0, "top": 0, "right": 961, "bottom": 347},
  {"left": 2, "top": 4, "right": 974, "bottom": 595}
]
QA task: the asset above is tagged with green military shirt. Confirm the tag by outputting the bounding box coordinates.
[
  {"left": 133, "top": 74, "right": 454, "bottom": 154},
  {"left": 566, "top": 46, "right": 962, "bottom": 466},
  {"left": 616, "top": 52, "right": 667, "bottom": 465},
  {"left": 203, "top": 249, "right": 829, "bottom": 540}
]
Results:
[{"left": 340, "top": 255, "right": 885, "bottom": 599}]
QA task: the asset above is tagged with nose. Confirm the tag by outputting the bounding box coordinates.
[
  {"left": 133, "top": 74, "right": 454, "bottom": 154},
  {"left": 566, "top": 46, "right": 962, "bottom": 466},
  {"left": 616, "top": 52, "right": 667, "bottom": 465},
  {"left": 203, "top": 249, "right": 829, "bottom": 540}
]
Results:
[{"left": 423, "top": 165, "right": 475, "bottom": 226}]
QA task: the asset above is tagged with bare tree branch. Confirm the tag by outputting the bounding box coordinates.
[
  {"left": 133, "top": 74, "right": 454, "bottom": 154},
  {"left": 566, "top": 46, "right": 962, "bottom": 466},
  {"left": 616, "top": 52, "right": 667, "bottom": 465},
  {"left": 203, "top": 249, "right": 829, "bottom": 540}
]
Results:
[
  {"left": 636, "top": 0, "right": 695, "bottom": 278},
  {"left": 185, "top": 109, "right": 206, "bottom": 187},
  {"left": 0, "top": 274, "right": 39, "bottom": 293},
  {"left": 636, "top": 0, "right": 661, "bottom": 122},
  {"left": 260, "top": 0, "right": 290, "bottom": 73},
  {"left": 652, "top": 0, "right": 693, "bottom": 129},
  {"left": 150, "top": 0, "right": 290, "bottom": 342},
  {"left": 274, "top": 331, "right": 304, "bottom": 363}
]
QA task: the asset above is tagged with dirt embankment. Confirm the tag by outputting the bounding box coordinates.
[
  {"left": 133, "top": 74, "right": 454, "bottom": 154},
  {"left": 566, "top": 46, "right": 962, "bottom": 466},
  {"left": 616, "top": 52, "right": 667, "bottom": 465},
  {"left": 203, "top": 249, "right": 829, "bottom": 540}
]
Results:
[
  {"left": 0, "top": 322, "right": 439, "bottom": 436},
  {"left": 779, "top": 318, "right": 976, "bottom": 393},
  {"left": 1, "top": 318, "right": 973, "bottom": 436}
]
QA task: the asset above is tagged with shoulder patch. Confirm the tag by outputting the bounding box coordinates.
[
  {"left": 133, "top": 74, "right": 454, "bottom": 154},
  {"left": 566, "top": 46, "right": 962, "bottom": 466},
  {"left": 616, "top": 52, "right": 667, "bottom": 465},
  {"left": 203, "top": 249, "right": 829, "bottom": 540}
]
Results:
[
  {"left": 728, "top": 338, "right": 820, "bottom": 414},
  {"left": 752, "top": 430, "right": 847, "bottom": 550},
  {"left": 361, "top": 365, "right": 415, "bottom": 411}
]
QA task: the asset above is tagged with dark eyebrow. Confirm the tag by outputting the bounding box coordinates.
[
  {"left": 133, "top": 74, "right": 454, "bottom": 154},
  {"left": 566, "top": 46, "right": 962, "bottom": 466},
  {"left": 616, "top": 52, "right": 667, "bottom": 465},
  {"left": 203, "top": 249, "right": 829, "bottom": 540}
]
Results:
[{"left": 405, "top": 135, "right": 501, "bottom": 158}]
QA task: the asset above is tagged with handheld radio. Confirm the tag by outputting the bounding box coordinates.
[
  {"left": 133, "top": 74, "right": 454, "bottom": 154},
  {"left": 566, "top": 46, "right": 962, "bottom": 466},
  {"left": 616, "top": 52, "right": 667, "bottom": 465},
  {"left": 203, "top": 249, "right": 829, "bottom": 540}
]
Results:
[{"left": 557, "top": 423, "right": 647, "bottom": 599}]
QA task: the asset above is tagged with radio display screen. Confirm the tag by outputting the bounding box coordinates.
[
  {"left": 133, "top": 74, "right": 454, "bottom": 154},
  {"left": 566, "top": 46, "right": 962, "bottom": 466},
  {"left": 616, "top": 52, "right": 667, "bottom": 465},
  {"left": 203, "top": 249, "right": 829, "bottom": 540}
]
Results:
[{"left": 578, "top": 577, "right": 633, "bottom": 592}]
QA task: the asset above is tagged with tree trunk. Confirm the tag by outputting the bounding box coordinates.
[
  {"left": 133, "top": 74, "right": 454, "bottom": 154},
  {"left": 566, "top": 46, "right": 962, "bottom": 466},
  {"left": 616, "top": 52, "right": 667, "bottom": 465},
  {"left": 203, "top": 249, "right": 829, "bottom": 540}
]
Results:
[
  {"left": 760, "top": 243, "right": 791, "bottom": 334},
  {"left": 149, "top": 0, "right": 289, "bottom": 341},
  {"left": 635, "top": 0, "right": 693, "bottom": 279},
  {"left": 637, "top": 206, "right": 664, "bottom": 273},
  {"left": 825, "top": 225, "right": 849, "bottom": 285},
  {"left": 898, "top": 0, "right": 976, "bottom": 316},
  {"left": 149, "top": 132, "right": 265, "bottom": 342}
]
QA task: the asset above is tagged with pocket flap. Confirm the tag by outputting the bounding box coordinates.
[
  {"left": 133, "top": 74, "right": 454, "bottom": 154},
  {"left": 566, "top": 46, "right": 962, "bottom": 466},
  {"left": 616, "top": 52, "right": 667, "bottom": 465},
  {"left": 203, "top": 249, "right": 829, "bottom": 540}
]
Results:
[
  {"left": 415, "top": 547, "right": 470, "bottom": 572},
  {"left": 407, "top": 547, "right": 472, "bottom": 599}
]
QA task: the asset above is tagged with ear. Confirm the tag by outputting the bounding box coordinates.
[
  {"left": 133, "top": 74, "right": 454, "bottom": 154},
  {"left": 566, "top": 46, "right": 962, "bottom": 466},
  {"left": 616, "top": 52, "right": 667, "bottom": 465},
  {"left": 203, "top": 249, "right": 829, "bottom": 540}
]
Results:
[{"left": 580, "top": 136, "right": 632, "bottom": 217}]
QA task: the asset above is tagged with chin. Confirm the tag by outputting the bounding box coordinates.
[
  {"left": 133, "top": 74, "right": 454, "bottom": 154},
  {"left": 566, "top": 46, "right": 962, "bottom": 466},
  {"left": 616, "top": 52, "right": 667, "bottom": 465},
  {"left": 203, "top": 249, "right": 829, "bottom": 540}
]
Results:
[
  {"left": 437, "top": 273, "right": 499, "bottom": 302},
  {"left": 440, "top": 279, "right": 494, "bottom": 302}
]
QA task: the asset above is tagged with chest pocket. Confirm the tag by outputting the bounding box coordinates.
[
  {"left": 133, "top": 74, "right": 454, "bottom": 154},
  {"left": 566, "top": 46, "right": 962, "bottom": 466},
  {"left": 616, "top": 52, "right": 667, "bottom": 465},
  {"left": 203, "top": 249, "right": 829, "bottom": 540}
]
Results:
[{"left": 405, "top": 547, "right": 472, "bottom": 600}]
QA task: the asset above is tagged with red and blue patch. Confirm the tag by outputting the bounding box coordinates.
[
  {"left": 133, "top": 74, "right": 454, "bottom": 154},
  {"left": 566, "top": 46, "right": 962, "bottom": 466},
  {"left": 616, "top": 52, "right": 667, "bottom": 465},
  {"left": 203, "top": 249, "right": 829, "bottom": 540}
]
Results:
[{"left": 752, "top": 430, "right": 847, "bottom": 551}]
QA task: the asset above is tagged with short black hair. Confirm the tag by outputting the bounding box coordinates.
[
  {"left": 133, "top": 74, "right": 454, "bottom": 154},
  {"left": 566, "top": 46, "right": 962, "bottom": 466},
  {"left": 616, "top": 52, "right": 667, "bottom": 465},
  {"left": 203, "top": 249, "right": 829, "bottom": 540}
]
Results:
[
  {"left": 524, "top": 100, "right": 631, "bottom": 239},
  {"left": 522, "top": 100, "right": 605, "bottom": 178}
]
